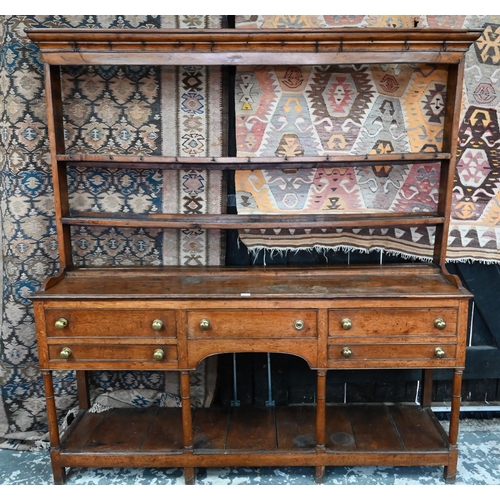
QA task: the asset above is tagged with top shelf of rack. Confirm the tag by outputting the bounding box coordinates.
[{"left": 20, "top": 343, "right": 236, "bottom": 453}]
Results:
[{"left": 26, "top": 28, "right": 482, "bottom": 66}]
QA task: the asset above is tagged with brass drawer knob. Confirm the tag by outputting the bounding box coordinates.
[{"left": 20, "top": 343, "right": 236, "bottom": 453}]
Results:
[
  {"left": 341, "top": 347, "right": 352, "bottom": 359},
  {"left": 60, "top": 347, "right": 72, "bottom": 359},
  {"left": 151, "top": 319, "right": 163, "bottom": 331},
  {"left": 55, "top": 318, "right": 68, "bottom": 329},
  {"left": 294, "top": 319, "right": 305, "bottom": 330},
  {"left": 434, "top": 347, "right": 446, "bottom": 359},
  {"left": 153, "top": 349, "right": 165, "bottom": 361},
  {"left": 341, "top": 318, "right": 352, "bottom": 330},
  {"left": 434, "top": 318, "right": 446, "bottom": 330},
  {"left": 199, "top": 319, "right": 210, "bottom": 331}
]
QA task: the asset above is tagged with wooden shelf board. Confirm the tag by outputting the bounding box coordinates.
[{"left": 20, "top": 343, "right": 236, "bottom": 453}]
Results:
[
  {"left": 59, "top": 404, "right": 449, "bottom": 459},
  {"left": 64, "top": 263, "right": 442, "bottom": 277},
  {"left": 59, "top": 153, "right": 451, "bottom": 170},
  {"left": 62, "top": 212, "right": 446, "bottom": 230}
]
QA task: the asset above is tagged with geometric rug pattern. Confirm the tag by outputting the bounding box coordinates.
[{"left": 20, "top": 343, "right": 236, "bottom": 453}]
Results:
[
  {"left": 2, "top": 13, "right": 500, "bottom": 448},
  {"left": 235, "top": 15, "right": 500, "bottom": 264},
  {"left": 0, "top": 15, "right": 222, "bottom": 447}
]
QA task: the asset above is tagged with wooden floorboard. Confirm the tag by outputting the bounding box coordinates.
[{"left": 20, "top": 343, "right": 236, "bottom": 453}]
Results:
[
  {"left": 389, "top": 405, "right": 448, "bottom": 450},
  {"left": 82, "top": 408, "right": 157, "bottom": 452},
  {"left": 276, "top": 406, "right": 316, "bottom": 450},
  {"left": 325, "top": 405, "right": 357, "bottom": 451},
  {"left": 348, "top": 404, "right": 404, "bottom": 451},
  {"left": 193, "top": 407, "right": 230, "bottom": 450},
  {"left": 141, "top": 408, "right": 183, "bottom": 451},
  {"left": 226, "top": 407, "right": 277, "bottom": 451},
  {"left": 63, "top": 411, "right": 106, "bottom": 452}
]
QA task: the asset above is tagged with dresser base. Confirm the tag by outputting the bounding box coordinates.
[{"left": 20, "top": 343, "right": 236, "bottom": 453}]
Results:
[{"left": 34, "top": 265, "right": 469, "bottom": 484}]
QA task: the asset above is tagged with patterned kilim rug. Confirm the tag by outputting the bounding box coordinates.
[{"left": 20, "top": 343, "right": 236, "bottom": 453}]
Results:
[
  {"left": 0, "top": 15, "right": 222, "bottom": 449},
  {"left": 234, "top": 15, "right": 500, "bottom": 264},
  {"left": 1, "top": 13, "right": 500, "bottom": 450}
]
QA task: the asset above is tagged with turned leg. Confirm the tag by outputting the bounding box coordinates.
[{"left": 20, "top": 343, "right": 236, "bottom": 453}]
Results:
[
  {"left": 315, "top": 370, "right": 327, "bottom": 483},
  {"left": 43, "top": 371, "right": 66, "bottom": 484},
  {"left": 421, "top": 369, "right": 434, "bottom": 408},
  {"left": 444, "top": 369, "right": 463, "bottom": 483},
  {"left": 180, "top": 371, "right": 195, "bottom": 484},
  {"left": 76, "top": 370, "right": 90, "bottom": 409}
]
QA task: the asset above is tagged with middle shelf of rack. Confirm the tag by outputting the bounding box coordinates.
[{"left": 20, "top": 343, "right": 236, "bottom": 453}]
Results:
[
  {"left": 61, "top": 211, "right": 446, "bottom": 230},
  {"left": 58, "top": 152, "right": 452, "bottom": 170}
]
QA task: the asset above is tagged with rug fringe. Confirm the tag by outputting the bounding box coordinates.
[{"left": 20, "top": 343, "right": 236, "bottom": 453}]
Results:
[
  {"left": 245, "top": 243, "right": 500, "bottom": 265},
  {"left": 247, "top": 244, "right": 434, "bottom": 263}
]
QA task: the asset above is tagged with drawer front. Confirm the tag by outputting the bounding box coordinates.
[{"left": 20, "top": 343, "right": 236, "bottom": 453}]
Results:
[
  {"left": 45, "top": 309, "right": 177, "bottom": 338},
  {"left": 48, "top": 344, "right": 178, "bottom": 364},
  {"left": 187, "top": 309, "right": 317, "bottom": 338},
  {"left": 328, "top": 343, "right": 457, "bottom": 363},
  {"left": 329, "top": 308, "right": 457, "bottom": 337}
]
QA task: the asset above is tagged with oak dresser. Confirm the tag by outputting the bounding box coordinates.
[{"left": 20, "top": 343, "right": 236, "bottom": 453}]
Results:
[{"left": 27, "top": 27, "right": 480, "bottom": 484}]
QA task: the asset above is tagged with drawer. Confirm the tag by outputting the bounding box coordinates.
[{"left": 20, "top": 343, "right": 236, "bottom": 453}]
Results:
[
  {"left": 328, "top": 343, "right": 457, "bottom": 363},
  {"left": 45, "top": 309, "right": 177, "bottom": 338},
  {"left": 48, "top": 344, "right": 178, "bottom": 363},
  {"left": 187, "top": 309, "right": 317, "bottom": 338},
  {"left": 329, "top": 308, "right": 457, "bottom": 337}
]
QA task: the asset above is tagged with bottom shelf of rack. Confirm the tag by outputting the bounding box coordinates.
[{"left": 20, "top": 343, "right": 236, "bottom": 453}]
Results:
[{"left": 57, "top": 403, "right": 451, "bottom": 469}]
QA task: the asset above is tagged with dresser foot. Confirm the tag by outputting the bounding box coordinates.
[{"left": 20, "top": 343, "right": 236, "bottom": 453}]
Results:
[
  {"left": 444, "top": 469, "right": 457, "bottom": 484},
  {"left": 443, "top": 448, "right": 458, "bottom": 483},
  {"left": 52, "top": 466, "right": 66, "bottom": 485},
  {"left": 314, "top": 466, "right": 325, "bottom": 483},
  {"left": 184, "top": 467, "right": 196, "bottom": 485}
]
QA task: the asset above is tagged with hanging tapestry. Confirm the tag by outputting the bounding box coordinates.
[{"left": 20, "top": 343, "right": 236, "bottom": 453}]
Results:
[
  {"left": 234, "top": 15, "right": 500, "bottom": 264},
  {"left": 0, "top": 14, "right": 223, "bottom": 449}
]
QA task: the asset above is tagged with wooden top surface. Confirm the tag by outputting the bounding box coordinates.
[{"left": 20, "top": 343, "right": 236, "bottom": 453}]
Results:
[
  {"left": 32, "top": 265, "right": 471, "bottom": 300},
  {"left": 26, "top": 27, "right": 483, "bottom": 42},
  {"left": 26, "top": 27, "right": 482, "bottom": 66}
]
